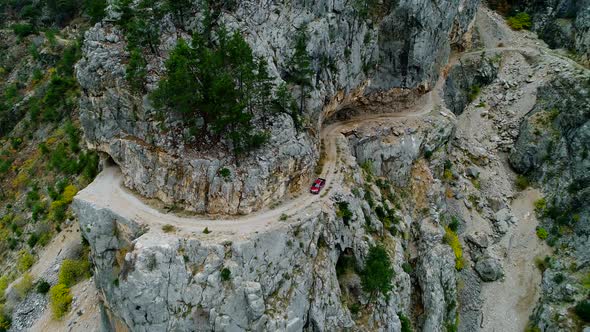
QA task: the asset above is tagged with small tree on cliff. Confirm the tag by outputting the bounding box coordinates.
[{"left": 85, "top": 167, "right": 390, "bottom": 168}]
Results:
[
  {"left": 286, "top": 29, "right": 314, "bottom": 116},
  {"left": 361, "top": 245, "right": 394, "bottom": 300}
]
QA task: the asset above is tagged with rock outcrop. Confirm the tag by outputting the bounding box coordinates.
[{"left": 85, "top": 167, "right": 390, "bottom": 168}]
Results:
[
  {"left": 76, "top": 0, "right": 479, "bottom": 215},
  {"left": 73, "top": 143, "right": 416, "bottom": 331},
  {"left": 518, "top": 0, "right": 590, "bottom": 61}
]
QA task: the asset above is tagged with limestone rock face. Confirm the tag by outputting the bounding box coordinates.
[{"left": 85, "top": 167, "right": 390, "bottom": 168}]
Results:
[
  {"left": 443, "top": 54, "right": 499, "bottom": 115},
  {"left": 73, "top": 183, "right": 410, "bottom": 331},
  {"left": 517, "top": 0, "right": 590, "bottom": 62},
  {"left": 76, "top": 0, "right": 479, "bottom": 214},
  {"left": 510, "top": 72, "right": 590, "bottom": 330}
]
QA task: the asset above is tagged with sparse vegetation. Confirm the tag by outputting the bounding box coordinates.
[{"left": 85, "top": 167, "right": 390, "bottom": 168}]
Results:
[
  {"left": 515, "top": 175, "right": 530, "bottom": 190},
  {"left": 336, "top": 201, "right": 353, "bottom": 225},
  {"left": 220, "top": 268, "right": 231, "bottom": 281},
  {"left": 162, "top": 224, "right": 176, "bottom": 233},
  {"left": 398, "top": 312, "right": 413, "bottom": 332},
  {"left": 14, "top": 273, "right": 33, "bottom": 298},
  {"left": 536, "top": 227, "right": 548, "bottom": 240},
  {"left": 443, "top": 226, "right": 464, "bottom": 270},
  {"left": 17, "top": 249, "right": 35, "bottom": 272},
  {"left": 467, "top": 85, "right": 481, "bottom": 102},
  {"left": 506, "top": 12, "right": 532, "bottom": 31},
  {"left": 534, "top": 255, "right": 551, "bottom": 272}
]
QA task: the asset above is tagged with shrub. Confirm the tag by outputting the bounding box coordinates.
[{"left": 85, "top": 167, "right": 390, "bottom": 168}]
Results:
[
  {"left": 402, "top": 262, "right": 413, "bottom": 274},
  {"left": 536, "top": 227, "right": 548, "bottom": 240},
  {"left": 11, "top": 23, "right": 35, "bottom": 38},
  {"left": 14, "top": 273, "right": 33, "bottom": 299},
  {"left": 467, "top": 85, "right": 481, "bottom": 102},
  {"left": 449, "top": 216, "right": 460, "bottom": 232},
  {"left": 220, "top": 268, "right": 231, "bottom": 281},
  {"left": 336, "top": 201, "right": 353, "bottom": 224},
  {"left": 361, "top": 245, "right": 394, "bottom": 298},
  {"left": 85, "top": 0, "right": 108, "bottom": 22},
  {"left": 443, "top": 168, "right": 453, "bottom": 182},
  {"left": 507, "top": 12, "right": 532, "bottom": 30},
  {"left": 17, "top": 250, "right": 35, "bottom": 272},
  {"left": 553, "top": 273, "right": 565, "bottom": 284},
  {"left": 162, "top": 224, "right": 175, "bottom": 233},
  {"left": 219, "top": 168, "right": 231, "bottom": 179},
  {"left": 49, "top": 283, "right": 72, "bottom": 319},
  {"left": 0, "top": 276, "right": 9, "bottom": 300},
  {"left": 534, "top": 256, "right": 551, "bottom": 272},
  {"left": 126, "top": 48, "right": 147, "bottom": 93},
  {"left": 575, "top": 299, "right": 590, "bottom": 322},
  {"left": 36, "top": 279, "right": 51, "bottom": 294},
  {"left": 203, "top": 227, "right": 210, "bottom": 234},
  {"left": 443, "top": 226, "right": 464, "bottom": 270},
  {"left": 515, "top": 175, "right": 529, "bottom": 190},
  {"left": 58, "top": 259, "right": 91, "bottom": 287},
  {"left": 398, "top": 312, "right": 413, "bottom": 332},
  {"left": 0, "top": 304, "right": 10, "bottom": 332},
  {"left": 534, "top": 198, "right": 547, "bottom": 214}
]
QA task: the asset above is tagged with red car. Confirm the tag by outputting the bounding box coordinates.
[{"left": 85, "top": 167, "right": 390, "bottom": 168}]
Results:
[{"left": 310, "top": 178, "right": 326, "bottom": 194}]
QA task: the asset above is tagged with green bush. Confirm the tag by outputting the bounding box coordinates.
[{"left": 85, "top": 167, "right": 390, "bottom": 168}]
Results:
[
  {"left": 361, "top": 245, "right": 394, "bottom": 298},
  {"left": 534, "top": 198, "right": 547, "bottom": 214},
  {"left": 398, "top": 312, "right": 413, "bottom": 332},
  {"left": 515, "top": 175, "right": 530, "bottom": 190},
  {"left": 444, "top": 227, "right": 464, "bottom": 270},
  {"left": 49, "top": 283, "right": 72, "bottom": 319},
  {"left": 14, "top": 273, "right": 33, "bottom": 299},
  {"left": 220, "top": 268, "right": 231, "bottom": 281},
  {"left": 85, "top": 0, "right": 108, "bottom": 22},
  {"left": 575, "top": 299, "right": 590, "bottom": 322},
  {"left": 11, "top": 23, "right": 35, "bottom": 38},
  {"left": 17, "top": 250, "right": 35, "bottom": 272},
  {"left": 536, "top": 227, "right": 548, "bottom": 240},
  {"left": 0, "top": 276, "right": 9, "bottom": 300},
  {"left": 507, "top": 12, "right": 532, "bottom": 30},
  {"left": 58, "top": 259, "right": 91, "bottom": 287},
  {"left": 449, "top": 216, "right": 460, "bottom": 232},
  {"left": 0, "top": 304, "right": 11, "bottom": 332},
  {"left": 161, "top": 224, "right": 175, "bottom": 233},
  {"left": 36, "top": 279, "right": 51, "bottom": 294},
  {"left": 126, "top": 48, "right": 147, "bottom": 93},
  {"left": 467, "top": 85, "right": 481, "bottom": 102},
  {"left": 336, "top": 201, "right": 353, "bottom": 224},
  {"left": 219, "top": 168, "right": 231, "bottom": 179}
]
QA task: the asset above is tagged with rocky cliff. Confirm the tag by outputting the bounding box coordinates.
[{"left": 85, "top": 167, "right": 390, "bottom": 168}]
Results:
[
  {"left": 76, "top": 0, "right": 479, "bottom": 215},
  {"left": 517, "top": 0, "right": 590, "bottom": 62},
  {"left": 510, "top": 70, "right": 590, "bottom": 331}
]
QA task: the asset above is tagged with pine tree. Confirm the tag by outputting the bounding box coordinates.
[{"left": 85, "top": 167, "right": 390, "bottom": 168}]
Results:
[
  {"left": 151, "top": 28, "right": 274, "bottom": 156},
  {"left": 287, "top": 30, "right": 313, "bottom": 116}
]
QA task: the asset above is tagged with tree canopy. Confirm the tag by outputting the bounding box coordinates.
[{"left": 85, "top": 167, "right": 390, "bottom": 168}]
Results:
[
  {"left": 361, "top": 245, "right": 394, "bottom": 298},
  {"left": 150, "top": 28, "right": 273, "bottom": 155}
]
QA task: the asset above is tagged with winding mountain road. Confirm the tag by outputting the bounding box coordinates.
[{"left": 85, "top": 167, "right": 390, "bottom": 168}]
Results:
[{"left": 75, "top": 15, "right": 547, "bottom": 240}]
